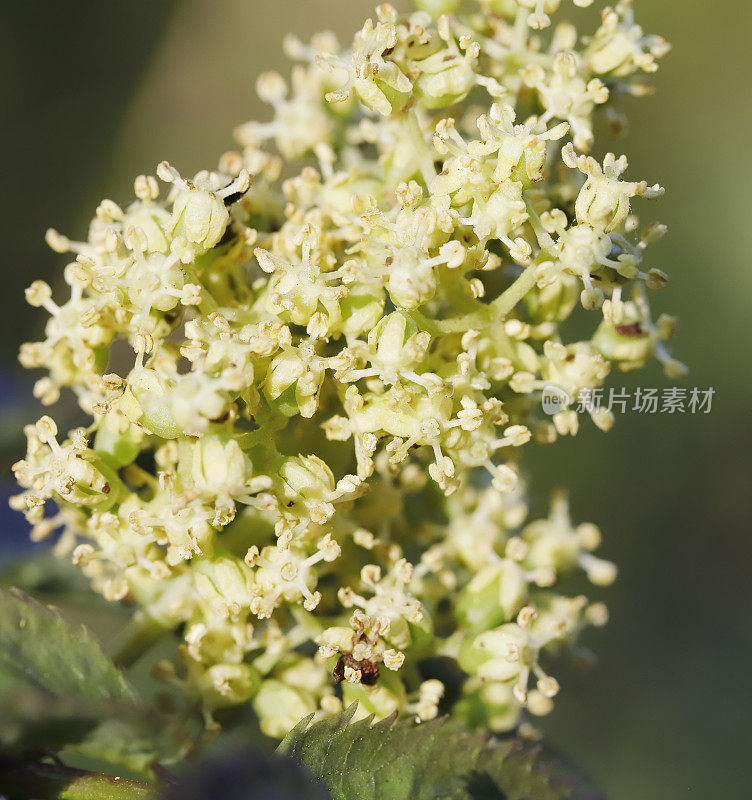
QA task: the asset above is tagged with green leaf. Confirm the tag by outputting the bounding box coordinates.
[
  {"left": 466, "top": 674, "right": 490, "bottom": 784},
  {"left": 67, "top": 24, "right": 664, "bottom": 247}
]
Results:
[
  {"left": 0, "top": 586, "right": 137, "bottom": 752},
  {"left": 0, "top": 756, "right": 155, "bottom": 800},
  {"left": 0, "top": 553, "right": 130, "bottom": 641},
  {"left": 65, "top": 716, "right": 194, "bottom": 778},
  {"left": 278, "top": 704, "right": 588, "bottom": 800}
]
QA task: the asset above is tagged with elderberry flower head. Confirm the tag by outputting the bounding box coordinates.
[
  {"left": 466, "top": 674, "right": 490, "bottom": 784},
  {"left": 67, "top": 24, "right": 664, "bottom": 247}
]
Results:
[{"left": 12, "top": 0, "right": 676, "bottom": 738}]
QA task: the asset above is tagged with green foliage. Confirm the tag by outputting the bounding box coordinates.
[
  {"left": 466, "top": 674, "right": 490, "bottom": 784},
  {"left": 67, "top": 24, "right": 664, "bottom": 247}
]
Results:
[
  {"left": 0, "top": 587, "right": 136, "bottom": 752},
  {"left": 65, "top": 718, "right": 192, "bottom": 778},
  {"left": 0, "top": 757, "right": 154, "bottom": 800},
  {"left": 278, "top": 704, "right": 582, "bottom": 800}
]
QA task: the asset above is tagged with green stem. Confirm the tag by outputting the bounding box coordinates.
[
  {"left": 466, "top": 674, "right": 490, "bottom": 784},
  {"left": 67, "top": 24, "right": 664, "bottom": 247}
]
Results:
[
  {"left": 488, "top": 261, "right": 538, "bottom": 320},
  {"left": 408, "top": 309, "right": 486, "bottom": 336},
  {"left": 235, "top": 411, "right": 288, "bottom": 452},
  {"left": 0, "top": 757, "right": 155, "bottom": 800},
  {"left": 403, "top": 110, "right": 438, "bottom": 187},
  {"left": 111, "top": 611, "right": 170, "bottom": 668},
  {"left": 409, "top": 259, "right": 539, "bottom": 337}
]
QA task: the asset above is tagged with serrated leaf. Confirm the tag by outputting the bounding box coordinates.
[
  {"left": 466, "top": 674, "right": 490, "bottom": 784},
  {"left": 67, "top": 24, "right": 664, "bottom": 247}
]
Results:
[
  {"left": 0, "top": 586, "right": 137, "bottom": 752},
  {"left": 278, "top": 704, "right": 589, "bottom": 800}
]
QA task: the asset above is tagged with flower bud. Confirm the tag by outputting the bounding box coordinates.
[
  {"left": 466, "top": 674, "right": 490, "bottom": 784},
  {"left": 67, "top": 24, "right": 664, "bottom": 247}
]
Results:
[
  {"left": 253, "top": 680, "right": 316, "bottom": 739},
  {"left": 196, "top": 663, "right": 260, "bottom": 709},
  {"left": 191, "top": 436, "right": 252, "bottom": 497},
  {"left": 456, "top": 560, "right": 528, "bottom": 632},
  {"left": 387, "top": 259, "right": 437, "bottom": 309},
  {"left": 593, "top": 318, "right": 652, "bottom": 368},
  {"left": 171, "top": 187, "right": 230, "bottom": 250},
  {"left": 279, "top": 455, "right": 335, "bottom": 501},
  {"left": 415, "top": 0, "right": 461, "bottom": 15},
  {"left": 94, "top": 411, "right": 145, "bottom": 468},
  {"left": 194, "top": 556, "right": 256, "bottom": 619}
]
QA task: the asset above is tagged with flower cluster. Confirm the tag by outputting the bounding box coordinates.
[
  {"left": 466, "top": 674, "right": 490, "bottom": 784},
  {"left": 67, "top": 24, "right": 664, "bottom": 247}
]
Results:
[{"left": 12, "top": 0, "right": 676, "bottom": 738}]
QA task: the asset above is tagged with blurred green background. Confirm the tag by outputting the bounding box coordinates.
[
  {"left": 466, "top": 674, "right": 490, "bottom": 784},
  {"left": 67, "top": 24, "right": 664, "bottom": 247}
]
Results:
[{"left": 0, "top": 1, "right": 749, "bottom": 798}]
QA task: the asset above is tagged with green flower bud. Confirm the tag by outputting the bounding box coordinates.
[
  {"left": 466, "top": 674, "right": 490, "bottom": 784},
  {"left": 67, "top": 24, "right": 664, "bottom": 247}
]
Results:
[
  {"left": 340, "top": 285, "right": 386, "bottom": 339},
  {"left": 191, "top": 436, "right": 252, "bottom": 497},
  {"left": 368, "top": 312, "right": 427, "bottom": 369},
  {"left": 456, "top": 560, "right": 528, "bottom": 632},
  {"left": 94, "top": 410, "right": 145, "bottom": 468},
  {"left": 197, "top": 663, "right": 261, "bottom": 709},
  {"left": 361, "top": 74, "right": 412, "bottom": 117},
  {"left": 279, "top": 455, "right": 335, "bottom": 501},
  {"left": 264, "top": 347, "right": 324, "bottom": 419},
  {"left": 414, "top": 57, "right": 476, "bottom": 110},
  {"left": 121, "top": 373, "right": 183, "bottom": 440},
  {"left": 253, "top": 680, "right": 316, "bottom": 739},
  {"left": 415, "top": 0, "right": 461, "bottom": 16},
  {"left": 593, "top": 318, "right": 652, "bottom": 369},
  {"left": 525, "top": 276, "right": 580, "bottom": 323},
  {"left": 194, "top": 556, "right": 256, "bottom": 619},
  {"left": 341, "top": 669, "right": 406, "bottom": 720},
  {"left": 454, "top": 680, "right": 520, "bottom": 732}
]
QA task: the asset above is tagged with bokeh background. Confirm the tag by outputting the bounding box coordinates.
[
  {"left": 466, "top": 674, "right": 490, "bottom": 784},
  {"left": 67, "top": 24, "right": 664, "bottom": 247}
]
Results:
[{"left": 0, "top": 2, "right": 749, "bottom": 798}]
